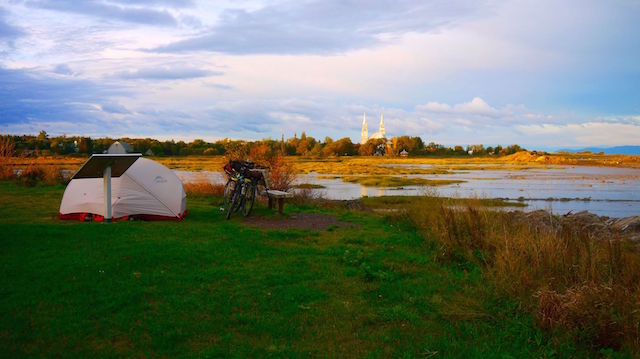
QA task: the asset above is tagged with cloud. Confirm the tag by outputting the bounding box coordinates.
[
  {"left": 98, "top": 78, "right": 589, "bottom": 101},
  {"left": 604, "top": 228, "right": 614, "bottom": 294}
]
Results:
[
  {"left": 417, "top": 102, "right": 452, "bottom": 112},
  {"left": 26, "top": 0, "right": 180, "bottom": 26},
  {"left": 0, "top": 6, "right": 23, "bottom": 45},
  {"left": 53, "top": 64, "right": 74, "bottom": 76},
  {"left": 517, "top": 121, "right": 640, "bottom": 146},
  {"left": 0, "top": 66, "right": 119, "bottom": 127},
  {"left": 112, "top": 66, "right": 222, "bottom": 80},
  {"left": 416, "top": 97, "right": 498, "bottom": 117},
  {"left": 453, "top": 97, "right": 498, "bottom": 116},
  {"left": 100, "top": 102, "right": 130, "bottom": 114},
  {"left": 152, "top": 0, "right": 487, "bottom": 54},
  {"left": 106, "top": 0, "right": 194, "bottom": 7}
]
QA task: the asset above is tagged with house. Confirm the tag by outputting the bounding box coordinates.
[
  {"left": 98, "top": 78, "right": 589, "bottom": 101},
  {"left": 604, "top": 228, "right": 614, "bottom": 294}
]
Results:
[
  {"left": 400, "top": 149, "right": 409, "bottom": 157},
  {"left": 145, "top": 149, "right": 154, "bottom": 156}
]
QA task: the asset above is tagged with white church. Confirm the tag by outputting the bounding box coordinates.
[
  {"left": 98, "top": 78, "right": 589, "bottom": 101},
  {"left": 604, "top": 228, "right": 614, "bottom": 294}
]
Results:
[{"left": 360, "top": 112, "right": 386, "bottom": 144}]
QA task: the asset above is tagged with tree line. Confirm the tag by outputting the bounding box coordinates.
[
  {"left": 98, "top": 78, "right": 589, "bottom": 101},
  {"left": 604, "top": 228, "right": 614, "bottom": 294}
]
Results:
[{"left": 2, "top": 130, "right": 526, "bottom": 157}]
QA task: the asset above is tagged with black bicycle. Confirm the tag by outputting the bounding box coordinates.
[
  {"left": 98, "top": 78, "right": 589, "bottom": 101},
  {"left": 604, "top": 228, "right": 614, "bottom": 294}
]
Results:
[{"left": 222, "top": 160, "right": 263, "bottom": 219}]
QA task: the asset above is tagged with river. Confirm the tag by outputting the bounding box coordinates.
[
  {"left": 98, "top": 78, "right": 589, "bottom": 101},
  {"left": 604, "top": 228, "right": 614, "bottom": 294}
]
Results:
[{"left": 174, "top": 164, "right": 640, "bottom": 218}]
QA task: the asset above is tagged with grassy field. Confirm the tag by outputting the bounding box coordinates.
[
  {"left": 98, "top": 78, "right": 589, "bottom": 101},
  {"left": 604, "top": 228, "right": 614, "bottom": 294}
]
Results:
[{"left": 0, "top": 181, "right": 598, "bottom": 358}]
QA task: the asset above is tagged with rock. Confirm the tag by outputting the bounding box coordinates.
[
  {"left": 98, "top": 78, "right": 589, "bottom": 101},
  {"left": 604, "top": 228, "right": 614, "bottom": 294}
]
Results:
[
  {"left": 609, "top": 216, "right": 640, "bottom": 233},
  {"left": 511, "top": 208, "right": 640, "bottom": 245}
]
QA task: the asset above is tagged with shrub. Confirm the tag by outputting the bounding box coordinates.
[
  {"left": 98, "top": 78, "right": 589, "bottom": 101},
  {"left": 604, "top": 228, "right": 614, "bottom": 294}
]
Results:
[
  {"left": 18, "top": 165, "right": 45, "bottom": 187},
  {"left": 290, "top": 187, "right": 327, "bottom": 206},
  {"left": 267, "top": 153, "right": 296, "bottom": 191},
  {"left": 15, "top": 165, "right": 68, "bottom": 186}
]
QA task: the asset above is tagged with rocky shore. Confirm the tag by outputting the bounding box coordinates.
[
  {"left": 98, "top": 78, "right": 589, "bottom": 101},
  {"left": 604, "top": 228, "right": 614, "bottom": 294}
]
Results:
[{"left": 518, "top": 209, "right": 640, "bottom": 243}]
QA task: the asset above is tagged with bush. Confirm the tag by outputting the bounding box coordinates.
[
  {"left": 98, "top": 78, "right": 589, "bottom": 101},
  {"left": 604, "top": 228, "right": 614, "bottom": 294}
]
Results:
[
  {"left": 17, "top": 166, "right": 45, "bottom": 187},
  {"left": 15, "top": 165, "right": 68, "bottom": 186},
  {"left": 267, "top": 153, "right": 296, "bottom": 191},
  {"left": 290, "top": 187, "right": 327, "bottom": 206}
]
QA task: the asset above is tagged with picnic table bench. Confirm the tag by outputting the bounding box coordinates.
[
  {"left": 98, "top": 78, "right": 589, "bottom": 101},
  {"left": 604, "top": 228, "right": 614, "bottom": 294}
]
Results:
[{"left": 250, "top": 169, "right": 293, "bottom": 214}]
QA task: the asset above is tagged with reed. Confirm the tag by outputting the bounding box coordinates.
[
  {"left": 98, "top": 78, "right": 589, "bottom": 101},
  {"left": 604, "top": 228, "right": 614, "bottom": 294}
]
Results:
[
  {"left": 183, "top": 176, "right": 225, "bottom": 197},
  {"left": 403, "top": 196, "right": 640, "bottom": 351}
]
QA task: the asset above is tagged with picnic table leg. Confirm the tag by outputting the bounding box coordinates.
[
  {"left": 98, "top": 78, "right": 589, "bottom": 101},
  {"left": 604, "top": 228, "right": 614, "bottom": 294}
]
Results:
[
  {"left": 278, "top": 198, "right": 284, "bottom": 214},
  {"left": 268, "top": 196, "right": 273, "bottom": 209}
]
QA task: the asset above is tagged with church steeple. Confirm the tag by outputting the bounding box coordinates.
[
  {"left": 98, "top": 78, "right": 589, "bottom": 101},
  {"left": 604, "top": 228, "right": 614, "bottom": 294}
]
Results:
[
  {"left": 379, "top": 112, "right": 385, "bottom": 138},
  {"left": 360, "top": 112, "right": 368, "bottom": 144}
]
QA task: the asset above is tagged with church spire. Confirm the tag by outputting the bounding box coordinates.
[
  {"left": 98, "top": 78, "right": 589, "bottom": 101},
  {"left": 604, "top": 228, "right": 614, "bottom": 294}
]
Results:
[
  {"left": 360, "top": 112, "right": 368, "bottom": 144},
  {"left": 379, "top": 111, "right": 385, "bottom": 138}
]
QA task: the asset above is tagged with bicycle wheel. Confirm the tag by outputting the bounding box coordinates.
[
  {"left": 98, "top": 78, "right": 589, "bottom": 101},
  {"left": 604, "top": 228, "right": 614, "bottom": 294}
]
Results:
[
  {"left": 241, "top": 183, "right": 256, "bottom": 217},
  {"left": 233, "top": 183, "right": 243, "bottom": 213},
  {"left": 223, "top": 179, "right": 234, "bottom": 210},
  {"left": 226, "top": 183, "right": 241, "bottom": 220}
]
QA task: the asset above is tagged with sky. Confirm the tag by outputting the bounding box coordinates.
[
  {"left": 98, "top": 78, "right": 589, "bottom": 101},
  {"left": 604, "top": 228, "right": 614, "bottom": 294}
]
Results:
[{"left": 0, "top": 0, "right": 639, "bottom": 149}]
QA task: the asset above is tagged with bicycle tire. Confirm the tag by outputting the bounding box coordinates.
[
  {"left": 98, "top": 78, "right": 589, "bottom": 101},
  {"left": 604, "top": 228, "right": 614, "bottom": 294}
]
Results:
[
  {"left": 226, "top": 183, "right": 241, "bottom": 220},
  {"left": 223, "top": 179, "right": 233, "bottom": 211},
  {"left": 242, "top": 183, "right": 256, "bottom": 217},
  {"left": 233, "top": 184, "right": 243, "bottom": 213}
]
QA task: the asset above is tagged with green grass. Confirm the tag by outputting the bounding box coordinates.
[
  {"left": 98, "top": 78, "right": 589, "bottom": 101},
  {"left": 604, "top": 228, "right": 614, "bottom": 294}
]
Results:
[
  {"left": 0, "top": 181, "right": 585, "bottom": 357},
  {"left": 341, "top": 175, "right": 464, "bottom": 187}
]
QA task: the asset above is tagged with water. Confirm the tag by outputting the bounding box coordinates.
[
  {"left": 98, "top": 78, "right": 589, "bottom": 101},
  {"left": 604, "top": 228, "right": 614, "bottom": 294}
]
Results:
[{"left": 174, "top": 165, "right": 640, "bottom": 218}]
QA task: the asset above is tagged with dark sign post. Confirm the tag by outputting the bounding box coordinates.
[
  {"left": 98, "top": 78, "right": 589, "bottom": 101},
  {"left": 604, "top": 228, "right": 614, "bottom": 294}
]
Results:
[{"left": 72, "top": 154, "right": 142, "bottom": 222}]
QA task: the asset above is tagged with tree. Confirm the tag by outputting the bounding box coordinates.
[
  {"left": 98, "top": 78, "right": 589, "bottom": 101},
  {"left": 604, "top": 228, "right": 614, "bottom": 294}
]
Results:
[
  {"left": 37, "top": 130, "right": 48, "bottom": 141},
  {"left": 77, "top": 137, "right": 92, "bottom": 153},
  {"left": 358, "top": 138, "right": 385, "bottom": 156},
  {"left": 322, "top": 137, "right": 355, "bottom": 156}
]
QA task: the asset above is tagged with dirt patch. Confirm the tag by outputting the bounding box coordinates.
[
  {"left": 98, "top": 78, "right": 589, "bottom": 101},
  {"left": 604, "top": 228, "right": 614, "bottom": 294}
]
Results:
[{"left": 245, "top": 213, "right": 357, "bottom": 230}]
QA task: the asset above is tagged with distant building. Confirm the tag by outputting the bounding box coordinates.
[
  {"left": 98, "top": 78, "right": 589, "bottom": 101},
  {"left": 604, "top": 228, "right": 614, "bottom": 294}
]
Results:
[
  {"left": 145, "top": 149, "right": 154, "bottom": 156},
  {"left": 360, "top": 112, "right": 386, "bottom": 144},
  {"left": 107, "top": 141, "right": 133, "bottom": 154},
  {"left": 400, "top": 149, "right": 409, "bottom": 157}
]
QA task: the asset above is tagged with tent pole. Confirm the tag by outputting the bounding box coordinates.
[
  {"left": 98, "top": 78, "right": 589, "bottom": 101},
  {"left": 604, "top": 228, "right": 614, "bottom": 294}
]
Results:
[{"left": 104, "top": 166, "right": 112, "bottom": 222}]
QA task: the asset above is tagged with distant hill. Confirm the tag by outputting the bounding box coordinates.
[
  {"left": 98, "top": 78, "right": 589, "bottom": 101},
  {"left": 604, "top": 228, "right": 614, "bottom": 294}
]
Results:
[{"left": 558, "top": 146, "right": 640, "bottom": 155}]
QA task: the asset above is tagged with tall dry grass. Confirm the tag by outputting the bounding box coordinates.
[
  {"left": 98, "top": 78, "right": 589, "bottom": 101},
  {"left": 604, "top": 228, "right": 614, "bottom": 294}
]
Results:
[
  {"left": 404, "top": 196, "right": 640, "bottom": 351},
  {"left": 183, "top": 175, "right": 225, "bottom": 197},
  {"left": 0, "top": 133, "right": 15, "bottom": 179}
]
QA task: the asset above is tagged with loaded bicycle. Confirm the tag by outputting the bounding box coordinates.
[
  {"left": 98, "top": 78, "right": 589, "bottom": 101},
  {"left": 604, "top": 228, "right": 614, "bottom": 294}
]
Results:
[{"left": 222, "top": 160, "right": 265, "bottom": 219}]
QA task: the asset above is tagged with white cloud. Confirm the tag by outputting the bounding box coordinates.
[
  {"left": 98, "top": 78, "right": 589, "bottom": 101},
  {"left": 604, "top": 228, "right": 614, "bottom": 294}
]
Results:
[
  {"left": 517, "top": 122, "right": 640, "bottom": 146},
  {"left": 416, "top": 102, "right": 451, "bottom": 112},
  {"left": 453, "top": 97, "right": 498, "bottom": 116}
]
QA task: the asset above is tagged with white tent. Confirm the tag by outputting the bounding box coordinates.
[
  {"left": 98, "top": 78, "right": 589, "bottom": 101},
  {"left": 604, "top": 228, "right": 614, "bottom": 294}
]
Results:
[
  {"left": 59, "top": 158, "right": 186, "bottom": 221},
  {"left": 107, "top": 141, "right": 132, "bottom": 154}
]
